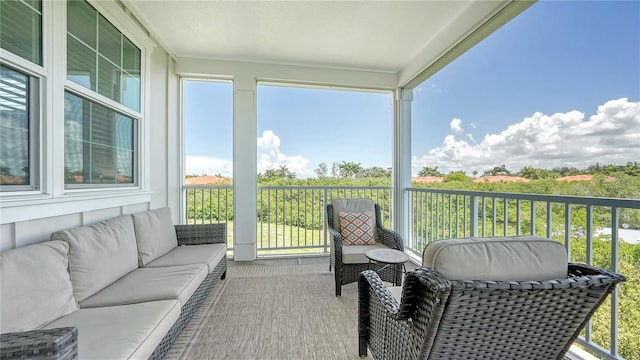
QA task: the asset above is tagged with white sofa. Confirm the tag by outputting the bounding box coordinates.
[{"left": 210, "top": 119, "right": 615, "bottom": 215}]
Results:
[{"left": 0, "top": 207, "right": 227, "bottom": 360}]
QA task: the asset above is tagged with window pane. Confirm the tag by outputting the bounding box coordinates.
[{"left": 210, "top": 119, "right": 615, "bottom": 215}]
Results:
[
  {"left": 91, "top": 143, "right": 115, "bottom": 184},
  {"left": 64, "top": 91, "right": 136, "bottom": 186},
  {"left": 122, "top": 37, "right": 141, "bottom": 111},
  {"left": 122, "top": 37, "right": 140, "bottom": 75},
  {"left": 67, "top": 35, "right": 96, "bottom": 91},
  {"left": 90, "top": 102, "right": 114, "bottom": 146},
  {"left": 97, "top": 55, "right": 120, "bottom": 103},
  {"left": 0, "top": 0, "right": 42, "bottom": 65},
  {"left": 66, "top": 0, "right": 140, "bottom": 112},
  {"left": 0, "top": 65, "right": 29, "bottom": 185},
  {"left": 121, "top": 71, "right": 140, "bottom": 112},
  {"left": 98, "top": 15, "right": 121, "bottom": 66},
  {"left": 67, "top": 0, "right": 95, "bottom": 48}
]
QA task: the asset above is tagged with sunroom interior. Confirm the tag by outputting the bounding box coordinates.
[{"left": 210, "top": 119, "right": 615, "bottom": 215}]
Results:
[
  {"left": 0, "top": 0, "right": 534, "bottom": 256},
  {"left": 1, "top": 1, "right": 635, "bottom": 359}
]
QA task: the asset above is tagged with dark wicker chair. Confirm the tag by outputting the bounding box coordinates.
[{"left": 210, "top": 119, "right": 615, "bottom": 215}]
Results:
[
  {"left": 327, "top": 199, "right": 404, "bottom": 296},
  {"left": 358, "top": 243, "right": 626, "bottom": 360}
]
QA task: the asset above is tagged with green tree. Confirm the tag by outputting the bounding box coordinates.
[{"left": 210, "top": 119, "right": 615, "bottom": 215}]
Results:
[
  {"left": 484, "top": 164, "right": 511, "bottom": 176},
  {"left": 444, "top": 171, "right": 470, "bottom": 182},
  {"left": 358, "top": 166, "right": 391, "bottom": 178},
  {"left": 314, "top": 162, "right": 328, "bottom": 179},
  {"left": 275, "top": 165, "right": 296, "bottom": 179},
  {"left": 339, "top": 161, "right": 362, "bottom": 178},
  {"left": 418, "top": 166, "right": 443, "bottom": 177},
  {"left": 331, "top": 162, "right": 340, "bottom": 178},
  {"left": 519, "top": 166, "right": 552, "bottom": 180}
]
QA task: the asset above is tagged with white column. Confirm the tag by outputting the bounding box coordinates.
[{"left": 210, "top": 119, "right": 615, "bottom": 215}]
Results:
[
  {"left": 392, "top": 88, "right": 412, "bottom": 245},
  {"left": 233, "top": 77, "right": 257, "bottom": 261}
]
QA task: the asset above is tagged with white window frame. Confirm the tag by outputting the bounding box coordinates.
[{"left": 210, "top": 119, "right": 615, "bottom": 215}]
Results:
[
  {"left": 0, "top": 0, "right": 45, "bottom": 194},
  {"left": 0, "top": 0, "right": 154, "bottom": 224},
  {"left": 63, "top": 0, "right": 144, "bottom": 190}
]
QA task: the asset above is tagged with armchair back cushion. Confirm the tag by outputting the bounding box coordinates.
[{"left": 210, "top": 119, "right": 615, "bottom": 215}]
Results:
[
  {"left": 52, "top": 215, "right": 138, "bottom": 302},
  {"left": 422, "top": 236, "right": 568, "bottom": 281},
  {"left": 132, "top": 207, "right": 178, "bottom": 266},
  {"left": 331, "top": 198, "right": 378, "bottom": 241},
  {"left": 0, "top": 240, "right": 78, "bottom": 332}
]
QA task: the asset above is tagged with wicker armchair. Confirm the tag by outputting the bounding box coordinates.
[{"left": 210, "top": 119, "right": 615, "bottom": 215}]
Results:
[
  {"left": 327, "top": 198, "right": 404, "bottom": 296},
  {"left": 358, "top": 237, "right": 626, "bottom": 360}
]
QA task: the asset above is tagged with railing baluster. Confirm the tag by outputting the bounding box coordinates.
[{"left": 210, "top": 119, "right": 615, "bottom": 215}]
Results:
[{"left": 610, "top": 206, "right": 620, "bottom": 357}]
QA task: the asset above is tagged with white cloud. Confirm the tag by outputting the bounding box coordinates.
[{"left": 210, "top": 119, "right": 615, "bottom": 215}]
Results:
[
  {"left": 257, "top": 130, "right": 311, "bottom": 177},
  {"left": 450, "top": 118, "right": 463, "bottom": 133},
  {"left": 412, "top": 98, "right": 640, "bottom": 175},
  {"left": 186, "top": 130, "right": 312, "bottom": 178}
]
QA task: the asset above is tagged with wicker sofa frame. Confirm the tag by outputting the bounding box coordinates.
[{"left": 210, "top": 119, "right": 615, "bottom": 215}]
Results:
[
  {"left": 0, "top": 223, "right": 227, "bottom": 360},
  {"left": 327, "top": 203, "right": 404, "bottom": 296},
  {"left": 358, "top": 263, "right": 625, "bottom": 360}
]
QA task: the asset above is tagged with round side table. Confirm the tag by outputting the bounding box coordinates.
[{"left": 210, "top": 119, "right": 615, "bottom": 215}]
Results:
[{"left": 365, "top": 248, "right": 409, "bottom": 286}]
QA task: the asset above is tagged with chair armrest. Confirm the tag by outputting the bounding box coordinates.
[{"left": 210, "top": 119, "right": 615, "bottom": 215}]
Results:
[
  {"left": 359, "top": 270, "right": 401, "bottom": 315},
  {"left": 175, "top": 223, "right": 227, "bottom": 246},
  {"left": 0, "top": 327, "right": 78, "bottom": 360},
  {"left": 569, "top": 263, "right": 627, "bottom": 283},
  {"left": 376, "top": 227, "right": 404, "bottom": 251},
  {"left": 328, "top": 227, "right": 343, "bottom": 251}
]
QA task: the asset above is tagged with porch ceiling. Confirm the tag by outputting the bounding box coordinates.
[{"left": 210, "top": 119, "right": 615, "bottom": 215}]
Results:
[{"left": 125, "top": 1, "right": 513, "bottom": 75}]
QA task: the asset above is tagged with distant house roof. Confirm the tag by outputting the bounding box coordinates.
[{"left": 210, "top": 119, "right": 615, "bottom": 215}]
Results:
[
  {"left": 556, "top": 174, "right": 616, "bottom": 182},
  {"left": 185, "top": 176, "right": 231, "bottom": 185},
  {"left": 411, "top": 176, "right": 444, "bottom": 183},
  {"left": 473, "top": 175, "right": 530, "bottom": 183}
]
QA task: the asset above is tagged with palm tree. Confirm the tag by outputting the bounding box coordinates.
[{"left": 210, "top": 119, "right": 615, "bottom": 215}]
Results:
[
  {"left": 418, "top": 166, "right": 443, "bottom": 177},
  {"left": 339, "top": 161, "right": 362, "bottom": 178}
]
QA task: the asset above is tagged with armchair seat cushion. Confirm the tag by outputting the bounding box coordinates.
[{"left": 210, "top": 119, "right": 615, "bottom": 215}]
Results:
[
  {"left": 342, "top": 243, "right": 389, "bottom": 264},
  {"left": 79, "top": 264, "right": 207, "bottom": 308},
  {"left": 146, "top": 243, "right": 226, "bottom": 273},
  {"left": 43, "top": 299, "right": 180, "bottom": 360},
  {"left": 422, "top": 235, "right": 568, "bottom": 281}
]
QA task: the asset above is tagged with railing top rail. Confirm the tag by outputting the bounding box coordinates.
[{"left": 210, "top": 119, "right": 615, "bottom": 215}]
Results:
[{"left": 407, "top": 187, "right": 640, "bottom": 209}]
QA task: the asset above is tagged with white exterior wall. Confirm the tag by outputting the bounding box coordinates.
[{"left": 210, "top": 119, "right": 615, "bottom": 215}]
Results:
[{"left": 0, "top": 2, "right": 178, "bottom": 251}]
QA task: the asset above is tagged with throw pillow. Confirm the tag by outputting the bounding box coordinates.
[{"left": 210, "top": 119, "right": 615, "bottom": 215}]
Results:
[{"left": 339, "top": 211, "right": 376, "bottom": 245}]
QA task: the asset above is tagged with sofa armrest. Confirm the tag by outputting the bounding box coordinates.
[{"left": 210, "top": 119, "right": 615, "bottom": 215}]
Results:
[
  {"left": 0, "top": 327, "right": 78, "bottom": 360},
  {"left": 174, "top": 223, "right": 227, "bottom": 246}
]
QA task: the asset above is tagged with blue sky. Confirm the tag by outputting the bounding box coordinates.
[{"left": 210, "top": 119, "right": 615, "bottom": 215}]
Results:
[{"left": 184, "top": 1, "right": 640, "bottom": 178}]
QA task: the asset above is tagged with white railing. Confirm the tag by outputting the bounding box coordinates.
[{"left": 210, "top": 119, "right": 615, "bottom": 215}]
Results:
[{"left": 182, "top": 185, "right": 392, "bottom": 254}]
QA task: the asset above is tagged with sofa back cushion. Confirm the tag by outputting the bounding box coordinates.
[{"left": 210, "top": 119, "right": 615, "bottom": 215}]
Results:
[
  {"left": 422, "top": 236, "right": 568, "bottom": 281},
  {"left": 51, "top": 215, "right": 138, "bottom": 302},
  {"left": 0, "top": 240, "right": 78, "bottom": 332},
  {"left": 132, "top": 207, "right": 178, "bottom": 266}
]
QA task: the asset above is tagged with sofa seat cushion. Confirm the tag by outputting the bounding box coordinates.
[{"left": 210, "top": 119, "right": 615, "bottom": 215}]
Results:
[
  {"left": 51, "top": 214, "right": 138, "bottom": 302},
  {"left": 422, "top": 236, "right": 568, "bottom": 281},
  {"left": 43, "top": 299, "right": 180, "bottom": 360},
  {"left": 146, "top": 243, "right": 226, "bottom": 273},
  {"left": 342, "top": 243, "right": 389, "bottom": 264},
  {"left": 132, "top": 208, "right": 179, "bottom": 266},
  {"left": 0, "top": 241, "right": 78, "bottom": 333},
  {"left": 79, "top": 264, "right": 207, "bottom": 308}
]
